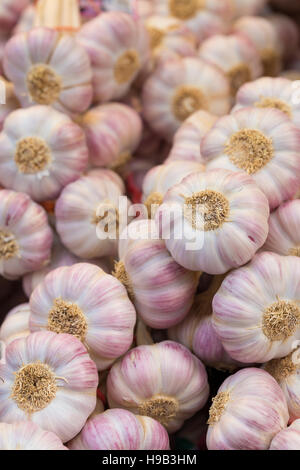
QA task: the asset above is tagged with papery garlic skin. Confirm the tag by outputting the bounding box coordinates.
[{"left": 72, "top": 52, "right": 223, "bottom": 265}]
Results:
[
  {"left": 56, "top": 169, "right": 130, "bottom": 259},
  {"left": 156, "top": 169, "right": 269, "bottom": 274},
  {"left": 3, "top": 27, "right": 93, "bottom": 115},
  {"left": 166, "top": 110, "right": 217, "bottom": 163},
  {"left": 198, "top": 34, "right": 262, "bottom": 99},
  {"left": 107, "top": 341, "right": 209, "bottom": 433},
  {"left": 267, "top": 14, "right": 299, "bottom": 62},
  {"left": 0, "top": 422, "right": 67, "bottom": 450},
  {"left": 233, "top": 78, "right": 300, "bottom": 128},
  {"left": 0, "top": 190, "right": 53, "bottom": 280},
  {"left": 0, "top": 331, "right": 98, "bottom": 442},
  {"left": 69, "top": 409, "right": 170, "bottom": 450},
  {"left": 0, "top": 106, "right": 88, "bottom": 202},
  {"left": 29, "top": 263, "right": 136, "bottom": 371},
  {"left": 0, "top": 78, "right": 19, "bottom": 132},
  {"left": 0, "top": 0, "right": 29, "bottom": 34},
  {"left": 0, "top": 303, "right": 30, "bottom": 345},
  {"left": 81, "top": 103, "right": 142, "bottom": 170},
  {"left": 233, "top": 16, "right": 282, "bottom": 77},
  {"left": 203, "top": 107, "right": 300, "bottom": 209},
  {"left": 213, "top": 252, "right": 300, "bottom": 363},
  {"left": 270, "top": 420, "right": 300, "bottom": 450},
  {"left": 115, "top": 219, "right": 199, "bottom": 329},
  {"left": 78, "top": 12, "right": 149, "bottom": 103},
  {"left": 264, "top": 200, "right": 300, "bottom": 257},
  {"left": 142, "top": 160, "right": 205, "bottom": 216},
  {"left": 142, "top": 56, "right": 231, "bottom": 141},
  {"left": 206, "top": 368, "right": 289, "bottom": 450}
]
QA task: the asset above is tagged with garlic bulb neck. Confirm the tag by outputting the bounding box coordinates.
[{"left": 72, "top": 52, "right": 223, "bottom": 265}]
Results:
[
  {"left": 113, "top": 261, "right": 135, "bottom": 301},
  {"left": 34, "top": 0, "right": 81, "bottom": 32}
]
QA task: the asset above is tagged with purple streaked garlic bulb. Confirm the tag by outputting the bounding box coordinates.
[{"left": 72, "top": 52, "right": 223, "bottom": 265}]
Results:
[
  {"left": 69, "top": 409, "right": 170, "bottom": 450},
  {"left": 233, "top": 77, "right": 300, "bottom": 128},
  {"left": 107, "top": 341, "right": 209, "bottom": 432},
  {"left": 213, "top": 252, "right": 300, "bottom": 363},
  {"left": 0, "top": 0, "right": 30, "bottom": 34},
  {"left": 0, "top": 190, "right": 53, "bottom": 280},
  {"left": 77, "top": 12, "right": 149, "bottom": 103},
  {"left": 0, "top": 106, "right": 88, "bottom": 202},
  {"left": 168, "top": 275, "right": 241, "bottom": 371},
  {"left": 203, "top": 107, "right": 300, "bottom": 209},
  {"left": 29, "top": 263, "right": 136, "bottom": 370},
  {"left": 264, "top": 200, "right": 300, "bottom": 257},
  {"left": 0, "top": 331, "right": 98, "bottom": 442},
  {"left": 113, "top": 219, "right": 199, "bottom": 329},
  {"left": 206, "top": 368, "right": 289, "bottom": 450},
  {"left": 142, "top": 56, "right": 231, "bottom": 141},
  {"left": 3, "top": 27, "right": 93, "bottom": 116},
  {"left": 0, "top": 78, "right": 19, "bottom": 132},
  {"left": 233, "top": 16, "right": 282, "bottom": 77},
  {"left": 0, "top": 303, "right": 30, "bottom": 346},
  {"left": 142, "top": 160, "right": 205, "bottom": 217},
  {"left": 156, "top": 169, "right": 269, "bottom": 274},
  {"left": 55, "top": 169, "right": 130, "bottom": 259},
  {"left": 166, "top": 110, "right": 217, "bottom": 163},
  {"left": 81, "top": 103, "right": 142, "bottom": 170},
  {"left": 198, "top": 34, "right": 262, "bottom": 99},
  {"left": 267, "top": 14, "right": 299, "bottom": 62},
  {"left": 0, "top": 422, "right": 67, "bottom": 450},
  {"left": 270, "top": 420, "right": 300, "bottom": 450}
]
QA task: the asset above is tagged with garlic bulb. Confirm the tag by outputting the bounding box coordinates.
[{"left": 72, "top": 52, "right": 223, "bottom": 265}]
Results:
[
  {"left": 168, "top": 275, "right": 241, "bottom": 371},
  {"left": 270, "top": 420, "right": 300, "bottom": 450},
  {"left": 29, "top": 263, "right": 136, "bottom": 371},
  {"left": 55, "top": 169, "right": 130, "bottom": 259},
  {"left": 231, "top": 0, "right": 267, "bottom": 17},
  {"left": 81, "top": 103, "right": 142, "bottom": 170},
  {"left": 198, "top": 34, "right": 262, "bottom": 99},
  {"left": 0, "top": 78, "right": 19, "bottom": 132},
  {"left": 113, "top": 219, "right": 199, "bottom": 329},
  {"left": 3, "top": 27, "right": 93, "bottom": 116},
  {"left": 264, "top": 200, "right": 300, "bottom": 257},
  {"left": 69, "top": 409, "right": 170, "bottom": 450},
  {"left": 143, "top": 160, "right": 205, "bottom": 217},
  {"left": 142, "top": 56, "right": 231, "bottom": 141},
  {"left": 206, "top": 368, "right": 289, "bottom": 450},
  {"left": 233, "top": 78, "right": 300, "bottom": 128},
  {"left": 0, "top": 331, "right": 98, "bottom": 442},
  {"left": 213, "top": 252, "right": 300, "bottom": 363},
  {"left": 0, "top": 422, "right": 67, "bottom": 450},
  {"left": 0, "top": 0, "right": 29, "bottom": 34},
  {"left": 203, "top": 107, "right": 300, "bottom": 209},
  {"left": 0, "top": 106, "right": 88, "bottom": 202},
  {"left": 0, "top": 303, "right": 30, "bottom": 345},
  {"left": 233, "top": 16, "right": 282, "bottom": 77},
  {"left": 156, "top": 169, "right": 269, "bottom": 274},
  {"left": 77, "top": 12, "right": 149, "bottom": 103},
  {"left": 0, "top": 190, "right": 53, "bottom": 280},
  {"left": 13, "top": 4, "right": 35, "bottom": 35},
  {"left": 107, "top": 341, "right": 209, "bottom": 433},
  {"left": 268, "top": 14, "right": 299, "bottom": 62},
  {"left": 166, "top": 110, "right": 217, "bottom": 163}
]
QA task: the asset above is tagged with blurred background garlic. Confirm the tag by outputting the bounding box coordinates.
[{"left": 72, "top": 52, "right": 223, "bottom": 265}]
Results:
[
  {"left": 156, "top": 169, "right": 269, "bottom": 274},
  {"left": 267, "top": 13, "right": 299, "bottom": 63},
  {"left": 0, "top": 422, "right": 67, "bottom": 450},
  {"left": 4, "top": 27, "right": 93, "bottom": 116},
  {"left": 270, "top": 420, "right": 300, "bottom": 450},
  {"left": 0, "top": 190, "right": 53, "bottom": 280},
  {"left": 198, "top": 34, "right": 262, "bottom": 100},
  {"left": 13, "top": 3, "right": 35, "bottom": 35},
  {"left": 0, "top": 106, "right": 88, "bottom": 202},
  {"left": 0, "top": 78, "right": 19, "bottom": 132},
  {"left": 233, "top": 16, "right": 282, "bottom": 77},
  {"left": 166, "top": 110, "right": 217, "bottom": 163},
  {"left": 142, "top": 56, "right": 231, "bottom": 141},
  {"left": 29, "top": 263, "right": 136, "bottom": 370},
  {"left": 204, "top": 107, "right": 300, "bottom": 209},
  {"left": 233, "top": 77, "right": 300, "bottom": 128},
  {"left": 213, "top": 252, "right": 300, "bottom": 363},
  {"left": 81, "top": 103, "right": 142, "bottom": 170},
  {"left": 114, "top": 219, "right": 199, "bottom": 329},
  {"left": 107, "top": 341, "right": 209, "bottom": 433},
  {"left": 0, "top": 303, "right": 30, "bottom": 345},
  {"left": 77, "top": 11, "right": 149, "bottom": 103},
  {"left": 264, "top": 200, "right": 300, "bottom": 257},
  {"left": 142, "top": 160, "right": 205, "bottom": 217},
  {"left": 55, "top": 169, "right": 131, "bottom": 259},
  {"left": 69, "top": 409, "right": 170, "bottom": 450},
  {"left": 0, "top": 331, "right": 98, "bottom": 442},
  {"left": 231, "top": 0, "right": 267, "bottom": 18},
  {"left": 206, "top": 368, "right": 289, "bottom": 450},
  {"left": 0, "top": 0, "right": 30, "bottom": 36}
]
